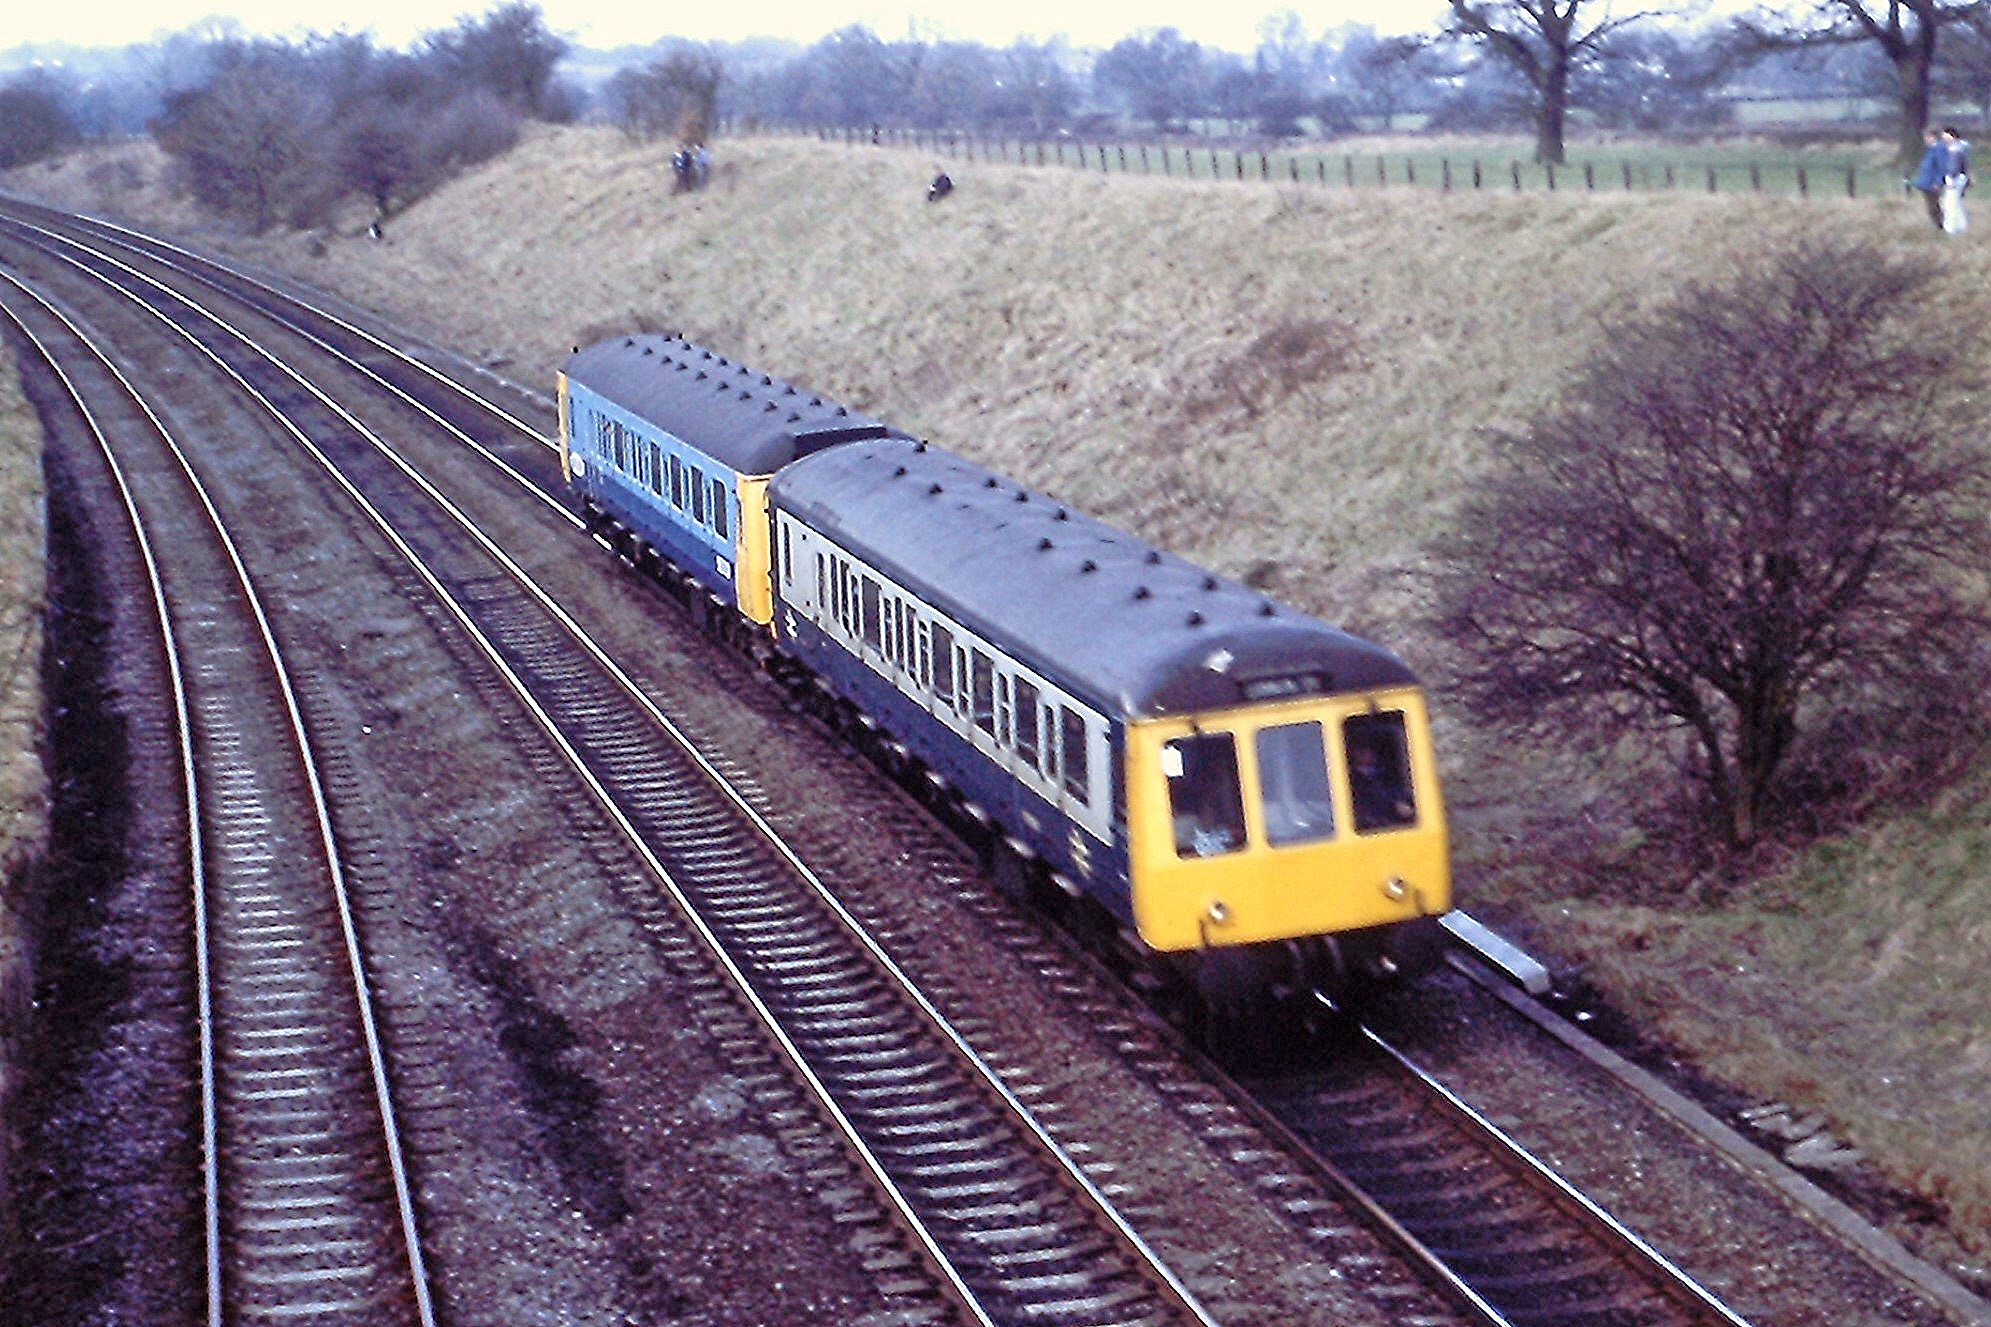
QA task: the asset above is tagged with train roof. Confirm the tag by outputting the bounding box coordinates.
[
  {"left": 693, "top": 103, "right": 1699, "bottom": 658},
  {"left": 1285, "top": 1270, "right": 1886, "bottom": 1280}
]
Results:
[
  {"left": 771, "top": 437, "right": 1419, "bottom": 719},
  {"left": 563, "top": 335, "right": 912, "bottom": 474}
]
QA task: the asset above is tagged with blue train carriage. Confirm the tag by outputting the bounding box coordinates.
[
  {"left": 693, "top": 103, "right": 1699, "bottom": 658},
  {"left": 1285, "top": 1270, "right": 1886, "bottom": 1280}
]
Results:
[
  {"left": 557, "top": 335, "right": 909, "bottom": 639},
  {"left": 767, "top": 435, "right": 1451, "bottom": 1017}
]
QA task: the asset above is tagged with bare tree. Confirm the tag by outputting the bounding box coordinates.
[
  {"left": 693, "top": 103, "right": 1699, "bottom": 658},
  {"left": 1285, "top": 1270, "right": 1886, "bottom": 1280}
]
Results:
[
  {"left": 1734, "top": 1, "right": 1987, "bottom": 161},
  {"left": 1445, "top": 1, "right": 1664, "bottom": 163},
  {"left": 151, "top": 49, "right": 330, "bottom": 229},
  {"left": 1432, "top": 241, "right": 1991, "bottom": 849},
  {"left": 1092, "top": 28, "right": 1210, "bottom": 132},
  {"left": 422, "top": 2, "right": 567, "bottom": 119},
  {"left": 605, "top": 44, "right": 722, "bottom": 143},
  {"left": 0, "top": 73, "right": 76, "bottom": 168}
]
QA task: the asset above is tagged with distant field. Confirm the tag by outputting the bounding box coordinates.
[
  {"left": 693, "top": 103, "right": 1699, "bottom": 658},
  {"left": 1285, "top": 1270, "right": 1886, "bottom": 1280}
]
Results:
[
  {"left": 5, "top": 128, "right": 1988, "bottom": 1262},
  {"left": 819, "top": 124, "right": 1909, "bottom": 199}
]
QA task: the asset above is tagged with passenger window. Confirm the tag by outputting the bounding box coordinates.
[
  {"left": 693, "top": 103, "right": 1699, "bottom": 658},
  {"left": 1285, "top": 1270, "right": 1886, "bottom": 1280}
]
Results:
[
  {"left": 861, "top": 578, "right": 882, "bottom": 650},
  {"left": 930, "top": 625, "right": 955, "bottom": 704},
  {"left": 970, "top": 650, "right": 995, "bottom": 734},
  {"left": 712, "top": 477, "right": 729, "bottom": 537},
  {"left": 1014, "top": 678, "right": 1040, "bottom": 764},
  {"left": 690, "top": 468, "right": 706, "bottom": 523},
  {"left": 613, "top": 426, "right": 627, "bottom": 472},
  {"left": 1163, "top": 732, "right": 1247, "bottom": 858},
  {"left": 917, "top": 626, "right": 931, "bottom": 689},
  {"left": 1060, "top": 707, "right": 1089, "bottom": 805},
  {"left": 1256, "top": 722, "right": 1336, "bottom": 846},
  {"left": 1345, "top": 712, "right": 1418, "bottom": 832},
  {"left": 670, "top": 455, "right": 685, "bottom": 508},
  {"left": 1039, "top": 704, "right": 1058, "bottom": 779},
  {"left": 649, "top": 442, "right": 663, "bottom": 495},
  {"left": 883, "top": 599, "right": 899, "bottom": 666},
  {"left": 996, "top": 675, "right": 1013, "bottom": 746}
]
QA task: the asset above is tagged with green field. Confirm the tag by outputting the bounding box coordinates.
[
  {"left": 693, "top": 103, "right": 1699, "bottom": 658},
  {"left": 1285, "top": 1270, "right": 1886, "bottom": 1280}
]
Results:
[{"left": 825, "top": 125, "right": 1908, "bottom": 199}]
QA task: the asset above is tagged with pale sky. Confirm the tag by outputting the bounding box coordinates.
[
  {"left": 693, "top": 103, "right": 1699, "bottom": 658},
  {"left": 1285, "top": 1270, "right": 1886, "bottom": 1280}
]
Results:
[{"left": 8, "top": 0, "right": 1455, "bottom": 57}]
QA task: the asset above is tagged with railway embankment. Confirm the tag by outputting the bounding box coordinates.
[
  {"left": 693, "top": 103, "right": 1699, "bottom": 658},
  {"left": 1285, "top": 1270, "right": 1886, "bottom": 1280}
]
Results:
[
  {"left": 4, "top": 127, "right": 1988, "bottom": 1278},
  {"left": 0, "top": 345, "right": 47, "bottom": 1269}
]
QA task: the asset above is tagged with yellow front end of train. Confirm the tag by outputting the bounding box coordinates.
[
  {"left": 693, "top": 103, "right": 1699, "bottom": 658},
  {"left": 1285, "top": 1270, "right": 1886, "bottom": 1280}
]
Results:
[{"left": 1125, "top": 687, "right": 1449, "bottom": 954}]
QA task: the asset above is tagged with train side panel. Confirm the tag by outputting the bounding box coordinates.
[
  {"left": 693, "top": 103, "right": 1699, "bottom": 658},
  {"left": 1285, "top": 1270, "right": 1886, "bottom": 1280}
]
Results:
[
  {"left": 773, "top": 511, "right": 1134, "bottom": 921},
  {"left": 566, "top": 379, "right": 772, "bottom": 619}
]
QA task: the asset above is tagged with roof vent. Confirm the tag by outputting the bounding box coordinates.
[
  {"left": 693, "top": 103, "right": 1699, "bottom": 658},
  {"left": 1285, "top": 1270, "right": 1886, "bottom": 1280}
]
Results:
[
  {"left": 695, "top": 370, "right": 708, "bottom": 380},
  {"left": 1134, "top": 586, "right": 1151, "bottom": 600},
  {"left": 1038, "top": 538, "right": 1053, "bottom": 551},
  {"left": 785, "top": 385, "right": 797, "bottom": 396},
  {"left": 1259, "top": 602, "right": 1277, "bottom": 616},
  {"left": 717, "top": 357, "right": 729, "bottom": 367},
  {"left": 1055, "top": 509, "right": 1070, "bottom": 522},
  {"left": 835, "top": 406, "right": 848, "bottom": 417},
  {"left": 1146, "top": 550, "right": 1161, "bottom": 565},
  {"left": 928, "top": 483, "right": 944, "bottom": 495},
  {"left": 788, "top": 411, "right": 802, "bottom": 422},
  {"left": 622, "top": 336, "right": 635, "bottom": 346},
  {"left": 915, "top": 439, "right": 928, "bottom": 451},
  {"left": 642, "top": 345, "right": 654, "bottom": 355},
  {"left": 810, "top": 396, "right": 822, "bottom": 407},
  {"left": 1080, "top": 559, "right": 1098, "bottom": 573},
  {"left": 1013, "top": 490, "right": 1028, "bottom": 503},
  {"left": 893, "top": 465, "right": 908, "bottom": 477},
  {"left": 1187, "top": 611, "right": 1205, "bottom": 627},
  {"left": 1203, "top": 576, "right": 1219, "bottom": 590},
  {"left": 761, "top": 374, "right": 772, "bottom": 385},
  {"left": 739, "top": 390, "right": 751, "bottom": 400},
  {"left": 985, "top": 477, "right": 999, "bottom": 488},
  {"left": 764, "top": 402, "right": 778, "bottom": 412}
]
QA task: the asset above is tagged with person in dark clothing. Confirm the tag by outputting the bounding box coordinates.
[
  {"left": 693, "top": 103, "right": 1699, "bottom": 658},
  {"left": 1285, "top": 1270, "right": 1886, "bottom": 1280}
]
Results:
[
  {"left": 1941, "top": 125, "right": 1972, "bottom": 233},
  {"left": 1913, "top": 127, "right": 1948, "bottom": 230},
  {"left": 926, "top": 170, "right": 953, "bottom": 203}
]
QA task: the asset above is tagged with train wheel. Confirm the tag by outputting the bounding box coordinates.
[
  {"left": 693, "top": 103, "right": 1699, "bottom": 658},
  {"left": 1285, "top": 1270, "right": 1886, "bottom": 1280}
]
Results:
[{"left": 1195, "top": 946, "right": 1284, "bottom": 1069}]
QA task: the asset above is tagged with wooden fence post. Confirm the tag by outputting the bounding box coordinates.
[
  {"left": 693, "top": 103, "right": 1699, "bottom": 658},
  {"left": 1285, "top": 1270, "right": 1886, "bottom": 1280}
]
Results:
[
  {"left": 1473, "top": 159, "right": 1483, "bottom": 189},
  {"left": 1442, "top": 158, "right": 1452, "bottom": 191},
  {"left": 1119, "top": 145, "right": 1128, "bottom": 171},
  {"left": 1406, "top": 157, "right": 1417, "bottom": 186},
  {"left": 1234, "top": 151, "right": 1245, "bottom": 180},
  {"left": 1846, "top": 163, "right": 1856, "bottom": 197},
  {"left": 1750, "top": 162, "right": 1762, "bottom": 191},
  {"left": 1546, "top": 162, "right": 1556, "bottom": 191},
  {"left": 1665, "top": 163, "right": 1675, "bottom": 188},
  {"left": 1583, "top": 161, "right": 1593, "bottom": 189},
  {"left": 1345, "top": 155, "right": 1355, "bottom": 186},
  {"left": 1375, "top": 154, "right": 1387, "bottom": 185},
  {"left": 1622, "top": 160, "right": 1632, "bottom": 190},
  {"left": 1797, "top": 165, "right": 1808, "bottom": 197},
  {"left": 1706, "top": 165, "right": 1717, "bottom": 193},
  {"left": 1511, "top": 161, "right": 1522, "bottom": 190}
]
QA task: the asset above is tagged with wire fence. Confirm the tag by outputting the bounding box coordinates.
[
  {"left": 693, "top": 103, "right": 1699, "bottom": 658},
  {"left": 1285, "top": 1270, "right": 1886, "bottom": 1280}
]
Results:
[{"left": 763, "top": 121, "right": 1902, "bottom": 202}]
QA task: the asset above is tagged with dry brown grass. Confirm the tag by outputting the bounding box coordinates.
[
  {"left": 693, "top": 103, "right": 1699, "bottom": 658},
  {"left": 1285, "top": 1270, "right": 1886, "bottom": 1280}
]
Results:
[
  {"left": 8, "top": 127, "right": 1991, "bottom": 1257},
  {"left": 0, "top": 337, "right": 47, "bottom": 1260}
]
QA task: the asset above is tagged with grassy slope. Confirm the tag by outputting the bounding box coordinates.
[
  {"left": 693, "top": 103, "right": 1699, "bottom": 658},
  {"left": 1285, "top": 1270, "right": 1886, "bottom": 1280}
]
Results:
[
  {"left": 8, "top": 128, "right": 1988, "bottom": 1257},
  {"left": 0, "top": 335, "right": 48, "bottom": 1267}
]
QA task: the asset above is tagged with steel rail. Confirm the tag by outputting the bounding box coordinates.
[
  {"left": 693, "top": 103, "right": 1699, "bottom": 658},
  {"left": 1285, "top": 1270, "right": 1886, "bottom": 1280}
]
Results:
[
  {"left": 0, "top": 274, "right": 438, "bottom": 1327},
  {"left": 17, "top": 225, "right": 1220, "bottom": 1327}
]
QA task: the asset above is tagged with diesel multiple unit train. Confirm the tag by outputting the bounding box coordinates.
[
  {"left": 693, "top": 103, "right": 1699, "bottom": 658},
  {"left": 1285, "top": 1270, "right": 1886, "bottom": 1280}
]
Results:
[{"left": 558, "top": 334, "right": 1450, "bottom": 1028}]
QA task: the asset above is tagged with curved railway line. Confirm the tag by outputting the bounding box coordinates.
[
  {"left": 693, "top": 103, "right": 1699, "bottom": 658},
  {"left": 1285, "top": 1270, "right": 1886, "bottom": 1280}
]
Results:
[
  {"left": 1, "top": 278, "right": 435, "bottom": 1326},
  {"left": 5, "top": 194, "right": 1980, "bottom": 1327}
]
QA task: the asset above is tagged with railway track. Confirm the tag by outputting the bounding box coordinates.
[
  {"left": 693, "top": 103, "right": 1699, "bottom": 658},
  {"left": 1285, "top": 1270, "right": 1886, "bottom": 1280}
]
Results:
[
  {"left": 1, "top": 210, "right": 1223, "bottom": 1327},
  {"left": 5, "top": 198, "right": 1932, "bottom": 1327},
  {"left": 1, "top": 279, "right": 435, "bottom": 1325}
]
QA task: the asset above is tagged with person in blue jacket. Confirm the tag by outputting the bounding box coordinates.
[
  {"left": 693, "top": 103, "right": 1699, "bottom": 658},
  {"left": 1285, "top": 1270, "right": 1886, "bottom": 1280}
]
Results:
[
  {"left": 1940, "top": 125, "right": 1972, "bottom": 233},
  {"left": 1913, "top": 127, "right": 1948, "bottom": 230}
]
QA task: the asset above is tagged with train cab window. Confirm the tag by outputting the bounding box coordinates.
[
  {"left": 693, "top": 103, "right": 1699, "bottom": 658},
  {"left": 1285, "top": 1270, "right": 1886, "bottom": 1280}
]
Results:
[
  {"left": 1256, "top": 721, "right": 1337, "bottom": 847},
  {"left": 930, "top": 625, "right": 955, "bottom": 704},
  {"left": 1163, "top": 732, "right": 1247, "bottom": 858},
  {"left": 1344, "top": 712, "right": 1418, "bottom": 833},
  {"left": 712, "top": 477, "right": 729, "bottom": 537},
  {"left": 970, "top": 650, "right": 996, "bottom": 735},
  {"left": 1013, "top": 678, "right": 1040, "bottom": 765},
  {"left": 814, "top": 553, "right": 825, "bottom": 612},
  {"left": 649, "top": 443, "right": 663, "bottom": 495},
  {"left": 1060, "top": 708, "right": 1090, "bottom": 804},
  {"left": 612, "top": 426, "right": 628, "bottom": 472},
  {"left": 669, "top": 455, "right": 685, "bottom": 508},
  {"left": 861, "top": 578, "right": 882, "bottom": 650},
  {"left": 690, "top": 467, "right": 707, "bottom": 523},
  {"left": 781, "top": 525, "right": 793, "bottom": 584}
]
